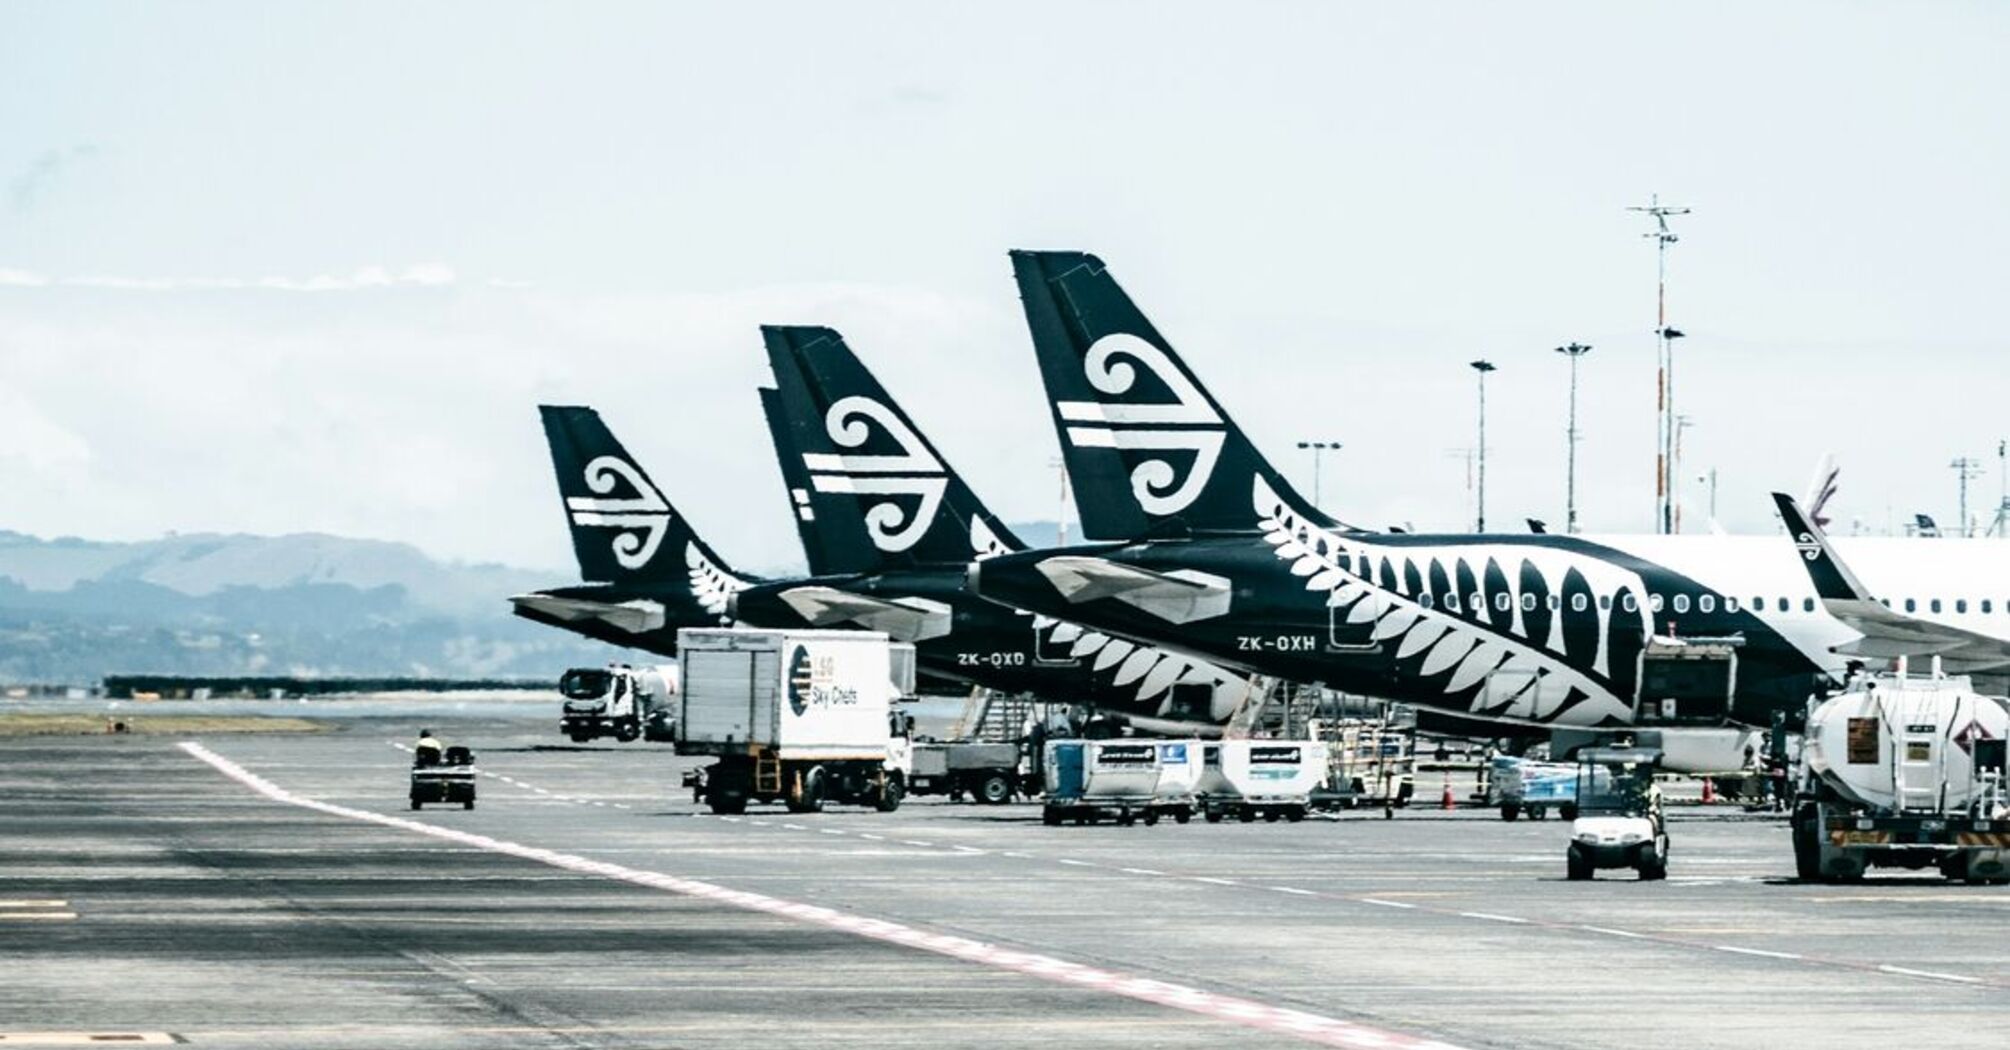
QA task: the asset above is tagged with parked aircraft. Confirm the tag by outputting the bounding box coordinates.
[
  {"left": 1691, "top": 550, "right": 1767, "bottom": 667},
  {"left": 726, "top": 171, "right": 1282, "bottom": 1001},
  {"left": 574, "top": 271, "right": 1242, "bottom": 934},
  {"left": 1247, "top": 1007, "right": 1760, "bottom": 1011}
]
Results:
[{"left": 969, "top": 250, "right": 2010, "bottom": 732}]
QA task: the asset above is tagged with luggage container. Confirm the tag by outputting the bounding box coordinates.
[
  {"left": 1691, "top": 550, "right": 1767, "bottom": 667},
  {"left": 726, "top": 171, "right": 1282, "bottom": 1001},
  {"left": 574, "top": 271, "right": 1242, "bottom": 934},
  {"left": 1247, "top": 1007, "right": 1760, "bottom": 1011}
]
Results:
[
  {"left": 1197, "top": 740, "right": 1328, "bottom": 823},
  {"left": 1492, "top": 755, "right": 1586, "bottom": 821},
  {"left": 1042, "top": 739, "right": 1198, "bottom": 826}
]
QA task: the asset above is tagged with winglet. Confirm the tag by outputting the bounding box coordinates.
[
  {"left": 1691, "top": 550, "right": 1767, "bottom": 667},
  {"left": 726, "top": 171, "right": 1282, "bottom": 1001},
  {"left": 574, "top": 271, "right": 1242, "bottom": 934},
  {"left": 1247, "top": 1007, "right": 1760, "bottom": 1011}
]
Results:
[{"left": 1772, "top": 491, "right": 1872, "bottom": 602}]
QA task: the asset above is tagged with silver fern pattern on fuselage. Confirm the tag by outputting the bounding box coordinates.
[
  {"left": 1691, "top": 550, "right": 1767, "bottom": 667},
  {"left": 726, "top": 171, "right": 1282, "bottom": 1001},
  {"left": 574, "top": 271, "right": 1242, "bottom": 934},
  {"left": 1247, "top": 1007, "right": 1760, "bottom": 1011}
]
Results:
[
  {"left": 686, "top": 542, "right": 750, "bottom": 622},
  {"left": 1255, "top": 476, "right": 1643, "bottom": 726}
]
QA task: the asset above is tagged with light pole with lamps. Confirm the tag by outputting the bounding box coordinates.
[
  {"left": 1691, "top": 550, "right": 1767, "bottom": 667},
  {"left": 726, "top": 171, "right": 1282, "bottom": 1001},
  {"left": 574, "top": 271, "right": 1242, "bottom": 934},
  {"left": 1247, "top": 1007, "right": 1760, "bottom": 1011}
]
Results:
[
  {"left": 1469, "top": 360, "right": 1496, "bottom": 532},
  {"left": 1555, "top": 342, "right": 1592, "bottom": 534},
  {"left": 1295, "top": 440, "right": 1342, "bottom": 511}
]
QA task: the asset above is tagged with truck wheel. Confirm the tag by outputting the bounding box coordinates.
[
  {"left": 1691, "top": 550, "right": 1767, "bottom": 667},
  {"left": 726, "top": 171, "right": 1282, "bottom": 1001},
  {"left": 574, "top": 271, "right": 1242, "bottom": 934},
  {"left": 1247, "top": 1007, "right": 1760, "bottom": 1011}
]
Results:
[
  {"left": 1237, "top": 808, "right": 1256, "bottom": 823},
  {"left": 1559, "top": 803, "right": 1579, "bottom": 822},
  {"left": 568, "top": 733, "right": 593, "bottom": 744},
  {"left": 1500, "top": 803, "right": 1520, "bottom": 822},
  {"left": 463, "top": 800, "right": 474, "bottom": 810},
  {"left": 1117, "top": 810, "right": 1137, "bottom": 826},
  {"left": 1204, "top": 808, "right": 1224, "bottom": 824},
  {"left": 615, "top": 721, "right": 640, "bottom": 743},
  {"left": 1263, "top": 810, "right": 1281, "bottom": 823},
  {"left": 709, "top": 793, "right": 748, "bottom": 815},
  {"left": 1285, "top": 807, "right": 1306, "bottom": 823},
  {"left": 1567, "top": 848, "right": 1592, "bottom": 881},
  {"left": 875, "top": 774, "right": 904, "bottom": 813},
  {"left": 976, "top": 773, "right": 1013, "bottom": 805},
  {"left": 410, "top": 800, "right": 422, "bottom": 811},
  {"left": 1142, "top": 810, "right": 1160, "bottom": 826},
  {"left": 1639, "top": 858, "right": 1667, "bottom": 881},
  {"left": 1792, "top": 817, "right": 1822, "bottom": 881},
  {"left": 1043, "top": 806, "right": 1062, "bottom": 826}
]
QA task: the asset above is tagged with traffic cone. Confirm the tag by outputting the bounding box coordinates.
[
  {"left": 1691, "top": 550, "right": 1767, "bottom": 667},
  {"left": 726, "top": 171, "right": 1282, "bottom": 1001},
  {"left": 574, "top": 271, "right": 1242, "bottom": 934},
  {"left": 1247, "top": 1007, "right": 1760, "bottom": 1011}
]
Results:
[
  {"left": 1700, "top": 777, "right": 1717, "bottom": 805},
  {"left": 1440, "top": 776, "right": 1456, "bottom": 810}
]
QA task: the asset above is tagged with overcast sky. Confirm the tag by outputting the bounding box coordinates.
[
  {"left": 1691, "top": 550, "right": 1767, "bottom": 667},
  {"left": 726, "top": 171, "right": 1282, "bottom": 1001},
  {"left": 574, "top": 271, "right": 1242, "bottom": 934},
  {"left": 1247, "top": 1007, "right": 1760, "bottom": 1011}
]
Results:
[{"left": 4, "top": 2, "right": 2007, "bottom": 574}]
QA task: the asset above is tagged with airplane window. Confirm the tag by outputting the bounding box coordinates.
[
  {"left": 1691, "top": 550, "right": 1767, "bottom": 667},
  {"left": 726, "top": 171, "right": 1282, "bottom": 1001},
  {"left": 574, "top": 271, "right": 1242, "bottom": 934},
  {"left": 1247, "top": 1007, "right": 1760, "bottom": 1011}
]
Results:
[
  {"left": 1905, "top": 598, "right": 1917, "bottom": 612},
  {"left": 1472, "top": 592, "right": 1485, "bottom": 613},
  {"left": 1649, "top": 594, "right": 1665, "bottom": 612},
  {"left": 1803, "top": 598, "right": 1815, "bottom": 613},
  {"left": 1725, "top": 596, "right": 1740, "bottom": 612},
  {"left": 1547, "top": 595, "right": 1560, "bottom": 611},
  {"left": 1777, "top": 597, "right": 1791, "bottom": 612},
  {"left": 1956, "top": 599, "right": 1968, "bottom": 614},
  {"left": 1672, "top": 594, "right": 1690, "bottom": 614},
  {"left": 1621, "top": 593, "right": 1636, "bottom": 613},
  {"left": 1571, "top": 594, "right": 1588, "bottom": 612},
  {"left": 1700, "top": 595, "right": 1716, "bottom": 613},
  {"left": 1444, "top": 594, "right": 1460, "bottom": 612},
  {"left": 1521, "top": 593, "right": 1536, "bottom": 612},
  {"left": 1753, "top": 596, "right": 1764, "bottom": 611},
  {"left": 1880, "top": 598, "right": 1891, "bottom": 608},
  {"left": 1984, "top": 600, "right": 1994, "bottom": 614},
  {"left": 1419, "top": 593, "right": 1434, "bottom": 610},
  {"left": 1930, "top": 599, "right": 1942, "bottom": 613},
  {"left": 1494, "top": 593, "right": 1511, "bottom": 612},
  {"left": 1599, "top": 594, "right": 1612, "bottom": 611}
]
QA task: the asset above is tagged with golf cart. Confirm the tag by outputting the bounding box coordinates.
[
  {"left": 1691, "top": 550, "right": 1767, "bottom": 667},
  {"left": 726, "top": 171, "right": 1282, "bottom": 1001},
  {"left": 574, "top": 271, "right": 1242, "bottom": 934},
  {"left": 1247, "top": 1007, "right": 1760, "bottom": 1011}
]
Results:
[{"left": 1566, "top": 746, "right": 1667, "bottom": 881}]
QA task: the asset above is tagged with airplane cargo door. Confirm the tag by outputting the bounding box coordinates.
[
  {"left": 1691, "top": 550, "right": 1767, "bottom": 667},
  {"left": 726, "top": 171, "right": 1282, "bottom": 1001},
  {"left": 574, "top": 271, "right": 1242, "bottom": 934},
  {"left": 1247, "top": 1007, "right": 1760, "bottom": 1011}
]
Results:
[{"left": 1328, "top": 591, "right": 1385, "bottom": 651}]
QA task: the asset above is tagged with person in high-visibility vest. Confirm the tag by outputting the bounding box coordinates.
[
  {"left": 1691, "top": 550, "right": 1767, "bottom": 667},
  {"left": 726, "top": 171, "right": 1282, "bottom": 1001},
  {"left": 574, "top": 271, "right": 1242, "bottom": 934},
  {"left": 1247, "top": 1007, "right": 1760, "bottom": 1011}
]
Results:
[{"left": 414, "top": 728, "right": 444, "bottom": 766}]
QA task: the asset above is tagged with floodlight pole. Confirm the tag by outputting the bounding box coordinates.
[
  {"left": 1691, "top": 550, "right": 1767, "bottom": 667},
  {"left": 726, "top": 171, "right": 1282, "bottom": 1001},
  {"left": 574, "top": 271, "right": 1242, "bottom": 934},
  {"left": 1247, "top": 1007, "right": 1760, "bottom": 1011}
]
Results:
[
  {"left": 1630, "top": 194, "right": 1691, "bottom": 534},
  {"left": 1556, "top": 342, "right": 1592, "bottom": 533},
  {"left": 1470, "top": 360, "right": 1496, "bottom": 533},
  {"left": 1295, "top": 441, "right": 1342, "bottom": 511}
]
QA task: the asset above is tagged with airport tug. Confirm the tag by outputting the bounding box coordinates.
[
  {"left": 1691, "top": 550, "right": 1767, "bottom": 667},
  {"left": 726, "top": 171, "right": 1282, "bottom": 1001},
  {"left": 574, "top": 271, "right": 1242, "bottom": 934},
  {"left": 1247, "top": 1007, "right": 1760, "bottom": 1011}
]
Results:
[{"left": 1566, "top": 747, "right": 1669, "bottom": 881}]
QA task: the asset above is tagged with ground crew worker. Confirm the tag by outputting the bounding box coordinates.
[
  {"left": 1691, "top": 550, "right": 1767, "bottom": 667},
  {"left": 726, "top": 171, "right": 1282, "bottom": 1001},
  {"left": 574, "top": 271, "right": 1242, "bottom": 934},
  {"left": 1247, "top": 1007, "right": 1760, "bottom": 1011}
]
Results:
[{"left": 414, "top": 728, "right": 444, "bottom": 766}]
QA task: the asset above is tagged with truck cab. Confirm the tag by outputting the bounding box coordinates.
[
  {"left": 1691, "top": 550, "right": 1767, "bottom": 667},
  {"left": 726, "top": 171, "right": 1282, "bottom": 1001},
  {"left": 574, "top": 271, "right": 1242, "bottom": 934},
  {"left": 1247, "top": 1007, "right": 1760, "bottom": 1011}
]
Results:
[{"left": 558, "top": 664, "right": 675, "bottom": 743}]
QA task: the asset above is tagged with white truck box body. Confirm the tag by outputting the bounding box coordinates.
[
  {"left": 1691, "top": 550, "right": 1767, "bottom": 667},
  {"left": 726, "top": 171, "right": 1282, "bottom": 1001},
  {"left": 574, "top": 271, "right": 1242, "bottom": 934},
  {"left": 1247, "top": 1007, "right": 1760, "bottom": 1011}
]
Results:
[
  {"left": 678, "top": 628, "right": 894, "bottom": 760},
  {"left": 1805, "top": 675, "right": 2010, "bottom": 813},
  {"left": 1199, "top": 741, "right": 1329, "bottom": 800}
]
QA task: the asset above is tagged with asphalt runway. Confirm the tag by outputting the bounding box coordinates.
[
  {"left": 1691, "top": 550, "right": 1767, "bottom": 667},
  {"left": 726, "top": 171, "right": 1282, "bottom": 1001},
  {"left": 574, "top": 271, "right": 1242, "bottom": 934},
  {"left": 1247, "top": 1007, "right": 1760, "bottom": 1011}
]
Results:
[{"left": 5, "top": 711, "right": 2007, "bottom": 1049}]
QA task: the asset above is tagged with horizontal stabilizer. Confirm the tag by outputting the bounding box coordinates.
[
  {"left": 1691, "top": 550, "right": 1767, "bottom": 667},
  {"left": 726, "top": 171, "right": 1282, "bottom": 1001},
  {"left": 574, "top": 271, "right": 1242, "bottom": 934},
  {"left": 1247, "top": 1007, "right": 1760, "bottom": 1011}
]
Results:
[
  {"left": 775, "top": 586, "right": 953, "bottom": 642},
  {"left": 509, "top": 593, "right": 668, "bottom": 635},
  {"left": 1033, "top": 556, "right": 1231, "bottom": 624}
]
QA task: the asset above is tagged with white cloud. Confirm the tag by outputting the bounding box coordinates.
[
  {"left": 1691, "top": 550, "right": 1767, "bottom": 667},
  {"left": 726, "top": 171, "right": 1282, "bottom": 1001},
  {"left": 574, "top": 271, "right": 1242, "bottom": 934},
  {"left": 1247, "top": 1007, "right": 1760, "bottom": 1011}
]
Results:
[{"left": 0, "top": 264, "right": 460, "bottom": 292}]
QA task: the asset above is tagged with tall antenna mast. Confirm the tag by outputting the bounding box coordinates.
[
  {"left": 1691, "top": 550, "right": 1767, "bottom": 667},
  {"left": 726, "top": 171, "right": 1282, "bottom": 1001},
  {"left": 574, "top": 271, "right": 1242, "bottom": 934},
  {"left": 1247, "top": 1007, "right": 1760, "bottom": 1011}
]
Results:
[
  {"left": 1952, "top": 456, "right": 1983, "bottom": 537},
  {"left": 1629, "top": 194, "right": 1691, "bottom": 534}
]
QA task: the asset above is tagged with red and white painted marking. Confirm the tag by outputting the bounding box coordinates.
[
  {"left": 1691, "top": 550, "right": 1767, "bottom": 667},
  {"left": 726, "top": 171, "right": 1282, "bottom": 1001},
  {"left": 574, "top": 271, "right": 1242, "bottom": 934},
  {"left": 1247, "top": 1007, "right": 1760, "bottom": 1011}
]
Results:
[{"left": 184, "top": 742, "right": 1465, "bottom": 1050}]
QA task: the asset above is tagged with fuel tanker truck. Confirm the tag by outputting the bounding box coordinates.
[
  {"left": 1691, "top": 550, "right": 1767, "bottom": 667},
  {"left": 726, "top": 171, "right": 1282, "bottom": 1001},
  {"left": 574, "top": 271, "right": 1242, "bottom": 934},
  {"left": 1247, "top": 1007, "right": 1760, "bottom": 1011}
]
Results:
[{"left": 1792, "top": 665, "right": 2010, "bottom": 884}]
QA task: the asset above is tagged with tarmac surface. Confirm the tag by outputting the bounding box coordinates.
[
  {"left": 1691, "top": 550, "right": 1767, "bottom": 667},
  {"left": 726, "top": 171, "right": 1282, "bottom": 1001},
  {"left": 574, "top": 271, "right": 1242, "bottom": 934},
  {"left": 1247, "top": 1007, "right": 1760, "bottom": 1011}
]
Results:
[{"left": 5, "top": 707, "right": 2008, "bottom": 1049}]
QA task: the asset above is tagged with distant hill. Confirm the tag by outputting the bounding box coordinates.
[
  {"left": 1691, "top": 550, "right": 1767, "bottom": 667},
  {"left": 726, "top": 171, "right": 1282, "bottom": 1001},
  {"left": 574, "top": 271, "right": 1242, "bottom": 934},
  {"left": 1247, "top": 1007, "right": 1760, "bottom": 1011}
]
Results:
[{"left": 0, "top": 530, "right": 630, "bottom": 684}]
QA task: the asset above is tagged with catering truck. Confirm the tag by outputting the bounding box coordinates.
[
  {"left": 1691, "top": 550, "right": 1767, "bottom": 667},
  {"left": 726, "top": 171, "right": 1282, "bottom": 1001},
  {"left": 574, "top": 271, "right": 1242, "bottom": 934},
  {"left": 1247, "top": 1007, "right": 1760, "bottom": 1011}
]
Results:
[
  {"left": 557, "top": 663, "right": 677, "bottom": 743},
  {"left": 1792, "top": 667, "right": 2010, "bottom": 884},
  {"left": 677, "top": 628, "right": 911, "bottom": 815}
]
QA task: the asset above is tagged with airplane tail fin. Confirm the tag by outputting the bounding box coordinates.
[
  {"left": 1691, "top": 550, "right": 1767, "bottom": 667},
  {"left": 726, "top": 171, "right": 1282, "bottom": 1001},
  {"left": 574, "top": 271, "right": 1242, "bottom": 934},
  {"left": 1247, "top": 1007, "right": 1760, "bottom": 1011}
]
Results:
[
  {"left": 1772, "top": 491, "right": 1872, "bottom": 602},
  {"left": 538, "top": 405, "right": 737, "bottom": 585},
  {"left": 758, "top": 385, "right": 855, "bottom": 576},
  {"left": 761, "top": 325, "right": 1023, "bottom": 569},
  {"left": 1802, "top": 452, "right": 1839, "bottom": 529},
  {"left": 1009, "top": 250, "right": 1333, "bottom": 540}
]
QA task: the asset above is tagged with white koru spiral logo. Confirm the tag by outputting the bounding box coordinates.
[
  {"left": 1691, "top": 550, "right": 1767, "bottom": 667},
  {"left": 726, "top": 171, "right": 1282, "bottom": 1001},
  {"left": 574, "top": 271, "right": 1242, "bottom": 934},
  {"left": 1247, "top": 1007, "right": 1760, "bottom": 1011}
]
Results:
[
  {"left": 1794, "top": 532, "right": 1821, "bottom": 562},
  {"left": 801, "top": 395, "right": 948, "bottom": 553},
  {"left": 1055, "top": 332, "right": 1225, "bottom": 516},
  {"left": 566, "top": 456, "right": 672, "bottom": 570}
]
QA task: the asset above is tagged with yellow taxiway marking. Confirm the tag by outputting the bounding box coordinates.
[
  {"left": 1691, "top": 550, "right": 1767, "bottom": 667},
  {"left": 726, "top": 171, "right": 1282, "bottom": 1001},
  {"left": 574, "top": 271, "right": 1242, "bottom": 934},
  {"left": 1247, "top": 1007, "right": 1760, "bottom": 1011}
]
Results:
[
  {"left": 0, "top": 912, "right": 77, "bottom": 921},
  {"left": 0, "top": 901, "right": 66, "bottom": 908},
  {"left": 0, "top": 1034, "right": 176, "bottom": 1045}
]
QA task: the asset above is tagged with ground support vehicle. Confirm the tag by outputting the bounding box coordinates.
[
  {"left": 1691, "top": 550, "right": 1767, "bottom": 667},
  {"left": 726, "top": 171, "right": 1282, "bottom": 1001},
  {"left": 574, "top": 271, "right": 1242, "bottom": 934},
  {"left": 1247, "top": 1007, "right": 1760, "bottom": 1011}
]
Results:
[
  {"left": 1042, "top": 739, "right": 1198, "bottom": 826},
  {"left": 409, "top": 746, "right": 477, "bottom": 810},
  {"left": 1493, "top": 756, "right": 1583, "bottom": 821},
  {"left": 1791, "top": 668, "right": 2010, "bottom": 884},
  {"left": 907, "top": 742, "right": 1028, "bottom": 804},
  {"left": 1565, "top": 747, "right": 1668, "bottom": 880},
  {"left": 676, "top": 629, "right": 911, "bottom": 815},
  {"left": 1197, "top": 740, "right": 1328, "bottom": 822},
  {"left": 1311, "top": 717, "right": 1415, "bottom": 813},
  {"left": 557, "top": 663, "right": 677, "bottom": 743}
]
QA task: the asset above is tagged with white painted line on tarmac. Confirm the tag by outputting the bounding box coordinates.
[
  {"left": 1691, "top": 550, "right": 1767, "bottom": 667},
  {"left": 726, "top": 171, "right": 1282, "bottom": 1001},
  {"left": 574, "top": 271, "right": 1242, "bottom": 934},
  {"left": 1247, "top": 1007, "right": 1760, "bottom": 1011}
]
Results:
[
  {"left": 611, "top": 803, "right": 631, "bottom": 810},
  {"left": 1057, "top": 859, "right": 1096, "bottom": 867},
  {"left": 903, "top": 839, "right": 934, "bottom": 847},
  {"left": 747, "top": 819, "right": 770, "bottom": 826},
  {"left": 1713, "top": 945, "right": 1801, "bottom": 960},
  {"left": 0, "top": 901, "right": 66, "bottom": 908},
  {"left": 857, "top": 833, "right": 884, "bottom": 841},
  {"left": 181, "top": 742, "right": 1469, "bottom": 1050},
  {"left": 782, "top": 824, "right": 809, "bottom": 831},
  {"left": 818, "top": 828, "right": 848, "bottom": 836},
  {"left": 1360, "top": 899, "right": 1416, "bottom": 910},
  {"left": 0, "top": 1034, "right": 176, "bottom": 1045},
  {"left": 1458, "top": 912, "right": 1528, "bottom": 925},
  {"left": 1878, "top": 964, "right": 1982, "bottom": 984},
  {"left": 1192, "top": 877, "right": 1239, "bottom": 886},
  {"left": 0, "top": 912, "right": 77, "bottom": 920},
  {"left": 1001, "top": 851, "right": 1033, "bottom": 859},
  {"left": 1269, "top": 887, "right": 1318, "bottom": 897}
]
